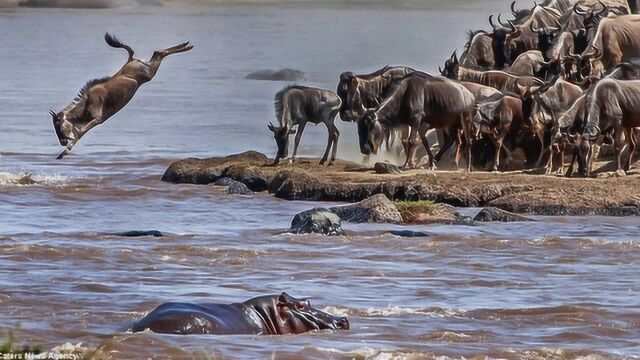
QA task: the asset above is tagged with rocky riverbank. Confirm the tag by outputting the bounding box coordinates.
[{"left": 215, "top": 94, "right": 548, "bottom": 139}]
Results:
[{"left": 162, "top": 151, "right": 640, "bottom": 217}]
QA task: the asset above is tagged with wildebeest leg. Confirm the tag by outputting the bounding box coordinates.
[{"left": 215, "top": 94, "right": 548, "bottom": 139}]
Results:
[
  {"left": 589, "top": 141, "right": 602, "bottom": 176},
  {"left": 146, "top": 42, "right": 194, "bottom": 79},
  {"left": 556, "top": 142, "right": 566, "bottom": 175},
  {"left": 403, "top": 125, "right": 420, "bottom": 170},
  {"left": 492, "top": 135, "right": 504, "bottom": 172},
  {"left": 418, "top": 124, "right": 436, "bottom": 170},
  {"left": 434, "top": 128, "right": 455, "bottom": 162},
  {"left": 624, "top": 127, "right": 636, "bottom": 172},
  {"left": 322, "top": 121, "right": 340, "bottom": 165},
  {"left": 319, "top": 120, "right": 335, "bottom": 166},
  {"left": 291, "top": 121, "right": 307, "bottom": 163},
  {"left": 535, "top": 131, "right": 546, "bottom": 168},
  {"left": 328, "top": 109, "right": 341, "bottom": 165},
  {"left": 460, "top": 114, "right": 473, "bottom": 172}
]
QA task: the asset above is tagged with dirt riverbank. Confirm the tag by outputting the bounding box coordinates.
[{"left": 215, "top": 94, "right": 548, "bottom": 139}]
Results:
[{"left": 162, "top": 151, "right": 640, "bottom": 216}]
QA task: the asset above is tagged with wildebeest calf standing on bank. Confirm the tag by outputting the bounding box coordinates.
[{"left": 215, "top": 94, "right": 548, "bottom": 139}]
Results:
[
  {"left": 51, "top": 33, "right": 193, "bottom": 159},
  {"left": 268, "top": 85, "right": 342, "bottom": 165}
]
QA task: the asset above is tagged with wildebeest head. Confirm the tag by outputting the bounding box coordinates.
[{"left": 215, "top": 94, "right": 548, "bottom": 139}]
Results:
[
  {"left": 439, "top": 51, "right": 459, "bottom": 78},
  {"left": 344, "top": 75, "right": 368, "bottom": 123},
  {"left": 50, "top": 109, "right": 77, "bottom": 147},
  {"left": 272, "top": 292, "right": 349, "bottom": 334},
  {"left": 337, "top": 71, "right": 355, "bottom": 121},
  {"left": 268, "top": 122, "right": 295, "bottom": 164},
  {"left": 489, "top": 14, "right": 515, "bottom": 68},
  {"left": 358, "top": 109, "right": 384, "bottom": 155}
]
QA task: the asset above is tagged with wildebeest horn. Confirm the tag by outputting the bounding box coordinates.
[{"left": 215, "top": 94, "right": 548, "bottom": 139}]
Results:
[
  {"left": 489, "top": 15, "right": 497, "bottom": 30},
  {"left": 49, "top": 109, "right": 56, "bottom": 117},
  {"left": 596, "top": 0, "right": 609, "bottom": 17},
  {"left": 591, "top": 45, "right": 603, "bottom": 60},
  {"left": 498, "top": 14, "right": 510, "bottom": 28},
  {"left": 573, "top": 2, "right": 589, "bottom": 15},
  {"left": 530, "top": 22, "right": 540, "bottom": 33},
  {"left": 267, "top": 122, "right": 275, "bottom": 131},
  {"left": 507, "top": 20, "right": 518, "bottom": 34},
  {"left": 511, "top": 0, "right": 518, "bottom": 15},
  {"left": 438, "top": 66, "right": 444, "bottom": 74},
  {"left": 567, "top": 45, "right": 582, "bottom": 61}
]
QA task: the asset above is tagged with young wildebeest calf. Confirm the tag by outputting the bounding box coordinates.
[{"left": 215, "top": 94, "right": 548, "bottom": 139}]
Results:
[
  {"left": 268, "top": 85, "right": 342, "bottom": 165},
  {"left": 51, "top": 33, "right": 193, "bottom": 159}
]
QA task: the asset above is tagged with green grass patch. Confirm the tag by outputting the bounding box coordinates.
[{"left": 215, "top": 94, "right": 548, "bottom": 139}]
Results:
[{"left": 394, "top": 200, "right": 437, "bottom": 223}]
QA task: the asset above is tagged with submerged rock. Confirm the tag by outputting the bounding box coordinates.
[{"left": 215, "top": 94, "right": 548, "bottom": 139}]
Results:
[
  {"left": 289, "top": 208, "right": 344, "bottom": 236},
  {"left": 473, "top": 207, "right": 532, "bottom": 222},
  {"left": 115, "top": 230, "right": 163, "bottom": 237},
  {"left": 330, "top": 194, "right": 403, "bottom": 223},
  {"left": 214, "top": 177, "right": 253, "bottom": 195},
  {"left": 374, "top": 162, "right": 401, "bottom": 174},
  {"left": 246, "top": 68, "right": 306, "bottom": 81},
  {"left": 387, "top": 230, "right": 430, "bottom": 237},
  {"left": 19, "top": 0, "right": 134, "bottom": 8},
  {"left": 161, "top": 150, "right": 269, "bottom": 184}
]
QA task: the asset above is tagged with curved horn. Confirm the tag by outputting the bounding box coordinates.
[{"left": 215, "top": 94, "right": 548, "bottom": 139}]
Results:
[
  {"left": 498, "top": 14, "right": 509, "bottom": 28},
  {"left": 49, "top": 109, "right": 56, "bottom": 117},
  {"left": 489, "top": 14, "right": 498, "bottom": 31},
  {"left": 566, "top": 45, "right": 582, "bottom": 61},
  {"left": 573, "top": 2, "right": 588, "bottom": 15},
  {"left": 591, "top": 45, "right": 603, "bottom": 61},
  {"left": 511, "top": 0, "right": 518, "bottom": 15},
  {"left": 596, "top": 0, "right": 609, "bottom": 17},
  {"left": 508, "top": 20, "right": 517, "bottom": 33},
  {"left": 530, "top": 21, "right": 540, "bottom": 34},
  {"left": 439, "top": 66, "right": 444, "bottom": 74}
]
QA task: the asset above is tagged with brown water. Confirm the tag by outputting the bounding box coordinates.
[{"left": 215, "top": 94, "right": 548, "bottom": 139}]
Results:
[{"left": 1, "top": 2, "right": 639, "bottom": 359}]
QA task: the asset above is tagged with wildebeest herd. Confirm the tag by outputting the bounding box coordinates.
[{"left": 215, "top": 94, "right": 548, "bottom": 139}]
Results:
[{"left": 266, "top": 0, "right": 640, "bottom": 176}]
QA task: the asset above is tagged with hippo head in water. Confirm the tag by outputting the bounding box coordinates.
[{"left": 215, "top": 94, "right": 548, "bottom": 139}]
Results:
[
  {"left": 247, "top": 292, "right": 350, "bottom": 334},
  {"left": 131, "top": 292, "right": 349, "bottom": 335}
]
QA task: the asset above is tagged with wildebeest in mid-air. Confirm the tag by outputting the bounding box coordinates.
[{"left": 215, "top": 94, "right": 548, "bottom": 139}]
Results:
[
  {"left": 131, "top": 292, "right": 350, "bottom": 335},
  {"left": 51, "top": 33, "right": 193, "bottom": 159},
  {"left": 268, "top": 85, "right": 342, "bottom": 166}
]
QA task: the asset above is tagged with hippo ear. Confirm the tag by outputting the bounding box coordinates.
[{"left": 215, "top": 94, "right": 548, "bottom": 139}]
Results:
[{"left": 278, "top": 292, "right": 291, "bottom": 305}]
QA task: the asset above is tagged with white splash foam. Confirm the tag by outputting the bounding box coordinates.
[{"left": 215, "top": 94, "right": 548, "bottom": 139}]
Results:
[{"left": 0, "top": 171, "right": 74, "bottom": 187}]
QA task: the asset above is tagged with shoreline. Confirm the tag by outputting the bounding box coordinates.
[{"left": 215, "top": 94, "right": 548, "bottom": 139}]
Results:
[{"left": 162, "top": 151, "right": 640, "bottom": 217}]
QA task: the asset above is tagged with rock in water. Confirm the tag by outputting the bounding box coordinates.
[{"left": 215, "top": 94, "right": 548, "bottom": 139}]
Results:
[
  {"left": 115, "top": 230, "right": 163, "bottom": 237},
  {"left": 388, "top": 230, "right": 430, "bottom": 237},
  {"left": 289, "top": 208, "right": 344, "bottom": 236},
  {"left": 246, "top": 68, "right": 306, "bottom": 81},
  {"left": 473, "top": 207, "right": 531, "bottom": 222},
  {"left": 374, "top": 162, "right": 401, "bottom": 174},
  {"left": 330, "top": 194, "right": 403, "bottom": 223},
  {"left": 214, "top": 177, "right": 253, "bottom": 195}
]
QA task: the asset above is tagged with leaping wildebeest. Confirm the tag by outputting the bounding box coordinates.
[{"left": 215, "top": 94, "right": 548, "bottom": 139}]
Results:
[
  {"left": 358, "top": 74, "right": 476, "bottom": 170},
  {"left": 268, "top": 85, "right": 342, "bottom": 166},
  {"left": 51, "top": 33, "right": 193, "bottom": 160}
]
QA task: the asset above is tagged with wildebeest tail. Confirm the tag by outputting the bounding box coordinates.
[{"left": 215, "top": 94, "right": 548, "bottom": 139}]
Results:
[{"left": 104, "top": 33, "right": 134, "bottom": 61}]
